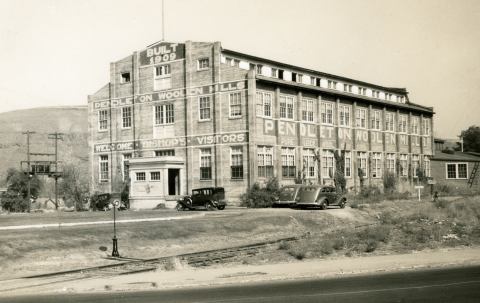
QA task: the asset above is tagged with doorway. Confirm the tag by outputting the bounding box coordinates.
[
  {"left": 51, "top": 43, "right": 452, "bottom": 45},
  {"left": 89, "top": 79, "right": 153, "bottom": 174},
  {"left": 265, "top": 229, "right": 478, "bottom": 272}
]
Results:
[{"left": 168, "top": 169, "right": 180, "bottom": 195}]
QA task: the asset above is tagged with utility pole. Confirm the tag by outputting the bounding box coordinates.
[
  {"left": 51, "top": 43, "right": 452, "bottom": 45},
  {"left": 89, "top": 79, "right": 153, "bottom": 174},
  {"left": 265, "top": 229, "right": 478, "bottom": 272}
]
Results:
[
  {"left": 22, "top": 131, "right": 36, "bottom": 212},
  {"left": 48, "top": 132, "right": 64, "bottom": 210}
]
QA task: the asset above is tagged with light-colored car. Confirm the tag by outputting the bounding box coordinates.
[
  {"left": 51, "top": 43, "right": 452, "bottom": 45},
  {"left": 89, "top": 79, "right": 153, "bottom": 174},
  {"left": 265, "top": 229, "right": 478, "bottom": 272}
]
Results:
[
  {"left": 273, "top": 185, "right": 303, "bottom": 207},
  {"left": 295, "top": 185, "right": 347, "bottom": 209}
]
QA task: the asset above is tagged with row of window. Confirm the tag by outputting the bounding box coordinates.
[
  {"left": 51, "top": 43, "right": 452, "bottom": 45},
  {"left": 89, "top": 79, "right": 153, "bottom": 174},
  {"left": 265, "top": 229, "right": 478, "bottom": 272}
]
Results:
[
  {"left": 221, "top": 55, "right": 406, "bottom": 104},
  {"left": 97, "top": 92, "right": 243, "bottom": 131},
  {"left": 99, "top": 146, "right": 244, "bottom": 182},
  {"left": 256, "top": 147, "right": 431, "bottom": 180},
  {"left": 120, "top": 57, "right": 210, "bottom": 83},
  {"left": 256, "top": 91, "right": 431, "bottom": 134},
  {"left": 99, "top": 149, "right": 433, "bottom": 183}
]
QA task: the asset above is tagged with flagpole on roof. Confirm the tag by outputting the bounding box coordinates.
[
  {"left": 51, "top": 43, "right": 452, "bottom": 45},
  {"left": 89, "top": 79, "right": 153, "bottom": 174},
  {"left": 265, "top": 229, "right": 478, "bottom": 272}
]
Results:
[{"left": 162, "top": 0, "right": 165, "bottom": 41}]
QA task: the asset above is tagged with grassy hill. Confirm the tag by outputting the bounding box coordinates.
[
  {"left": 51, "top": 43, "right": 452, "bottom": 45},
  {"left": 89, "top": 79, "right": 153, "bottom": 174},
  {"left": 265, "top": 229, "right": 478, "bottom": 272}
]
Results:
[{"left": 0, "top": 106, "right": 88, "bottom": 188}]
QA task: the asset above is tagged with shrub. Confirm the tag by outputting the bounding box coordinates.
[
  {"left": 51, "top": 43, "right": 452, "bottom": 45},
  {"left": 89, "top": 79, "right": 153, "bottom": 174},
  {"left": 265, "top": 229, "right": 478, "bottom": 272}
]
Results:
[
  {"left": 278, "top": 241, "right": 291, "bottom": 250},
  {"left": 240, "top": 178, "right": 281, "bottom": 208},
  {"left": 1, "top": 190, "right": 29, "bottom": 212},
  {"left": 364, "top": 239, "right": 378, "bottom": 252},
  {"left": 287, "top": 246, "right": 306, "bottom": 260},
  {"left": 383, "top": 172, "right": 397, "bottom": 193}
]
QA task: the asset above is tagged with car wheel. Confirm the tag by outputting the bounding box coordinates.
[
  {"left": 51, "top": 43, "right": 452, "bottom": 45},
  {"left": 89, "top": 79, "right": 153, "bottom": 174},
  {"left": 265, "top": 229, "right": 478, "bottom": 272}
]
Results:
[
  {"left": 217, "top": 205, "right": 225, "bottom": 210},
  {"left": 340, "top": 199, "right": 347, "bottom": 209},
  {"left": 320, "top": 200, "right": 327, "bottom": 210},
  {"left": 205, "top": 201, "right": 215, "bottom": 211},
  {"left": 176, "top": 203, "right": 185, "bottom": 211}
]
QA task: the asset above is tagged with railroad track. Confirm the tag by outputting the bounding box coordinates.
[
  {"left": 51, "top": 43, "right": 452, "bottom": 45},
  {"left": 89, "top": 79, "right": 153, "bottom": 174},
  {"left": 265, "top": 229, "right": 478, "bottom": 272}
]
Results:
[{"left": 0, "top": 235, "right": 304, "bottom": 293}]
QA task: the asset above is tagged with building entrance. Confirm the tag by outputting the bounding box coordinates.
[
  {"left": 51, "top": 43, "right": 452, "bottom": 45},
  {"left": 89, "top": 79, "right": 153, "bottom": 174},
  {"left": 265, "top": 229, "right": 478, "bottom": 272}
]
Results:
[{"left": 168, "top": 169, "right": 180, "bottom": 195}]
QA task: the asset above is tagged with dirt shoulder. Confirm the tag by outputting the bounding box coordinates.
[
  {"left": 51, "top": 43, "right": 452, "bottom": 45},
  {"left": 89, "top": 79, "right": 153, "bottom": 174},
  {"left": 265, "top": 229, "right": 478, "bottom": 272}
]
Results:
[{"left": 2, "top": 246, "right": 479, "bottom": 297}]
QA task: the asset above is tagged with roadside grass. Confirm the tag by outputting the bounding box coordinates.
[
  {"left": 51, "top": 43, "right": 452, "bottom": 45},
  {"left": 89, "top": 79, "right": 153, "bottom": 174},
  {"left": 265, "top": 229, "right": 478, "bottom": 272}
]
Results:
[{"left": 0, "top": 210, "right": 335, "bottom": 279}]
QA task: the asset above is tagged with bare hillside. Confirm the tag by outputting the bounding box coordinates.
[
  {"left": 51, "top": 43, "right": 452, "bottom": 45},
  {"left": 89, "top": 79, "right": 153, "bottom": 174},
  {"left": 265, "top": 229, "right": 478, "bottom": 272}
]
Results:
[{"left": 0, "top": 106, "right": 88, "bottom": 187}]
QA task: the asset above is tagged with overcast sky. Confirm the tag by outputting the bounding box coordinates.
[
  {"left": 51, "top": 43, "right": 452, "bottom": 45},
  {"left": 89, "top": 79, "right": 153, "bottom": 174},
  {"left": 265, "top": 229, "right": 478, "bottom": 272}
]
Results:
[{"left": 1, "top": 0, "right": 479, "bottom": 138}]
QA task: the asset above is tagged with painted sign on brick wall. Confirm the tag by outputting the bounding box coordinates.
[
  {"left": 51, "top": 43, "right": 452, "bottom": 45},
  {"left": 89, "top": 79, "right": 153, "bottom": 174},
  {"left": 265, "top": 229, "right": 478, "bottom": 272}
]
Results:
[
  {"left": 93, "top": 81, "right": 247, "bottom": 109},
  {"left": 93, "top": 132, "right": 248, "bottom": 153},
  {"left": 139, "top": 42, "right": 185, "bottom": 66}
]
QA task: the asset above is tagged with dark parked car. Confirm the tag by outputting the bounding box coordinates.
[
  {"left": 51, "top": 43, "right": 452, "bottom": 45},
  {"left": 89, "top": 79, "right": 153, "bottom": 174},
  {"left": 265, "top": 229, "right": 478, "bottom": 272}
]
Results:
[
  {"left": 176, "top": 187, "right": 226, "bottom": 211},
  {"left": 295, "top": 185, "right": 346, "bottom": 209},
  {"left": 273, "top": 185, "right": 303, "bottom": 207}
]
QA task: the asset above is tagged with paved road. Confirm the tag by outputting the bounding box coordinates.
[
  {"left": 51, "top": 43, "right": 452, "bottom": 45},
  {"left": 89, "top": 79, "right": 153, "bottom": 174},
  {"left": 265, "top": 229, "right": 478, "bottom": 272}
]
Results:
[{"left": 3, "top": 265, "right": 480, "bottom": 302}]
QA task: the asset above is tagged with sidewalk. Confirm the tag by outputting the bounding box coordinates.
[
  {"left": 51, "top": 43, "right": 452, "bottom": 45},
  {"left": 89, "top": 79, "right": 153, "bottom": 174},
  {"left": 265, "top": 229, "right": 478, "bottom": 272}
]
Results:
[{"left": 4, "top": 246, "right": 479, "bottom": 296}]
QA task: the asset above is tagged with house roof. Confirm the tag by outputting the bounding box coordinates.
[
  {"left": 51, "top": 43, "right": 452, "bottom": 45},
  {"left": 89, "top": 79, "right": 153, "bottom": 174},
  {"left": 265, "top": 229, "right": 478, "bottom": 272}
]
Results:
[
  {"left": 431, "top": 151, "right": 480, "bottom": 162},
  {"left": 223, "top": 48, "right": 410, "bottom": 96}
]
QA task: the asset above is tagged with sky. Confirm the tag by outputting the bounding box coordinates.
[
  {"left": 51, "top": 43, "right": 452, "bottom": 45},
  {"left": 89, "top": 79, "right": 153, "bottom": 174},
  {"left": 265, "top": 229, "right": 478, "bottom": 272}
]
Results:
[{"left": 0, "top": 0, "right": 479, "bottom": 139}]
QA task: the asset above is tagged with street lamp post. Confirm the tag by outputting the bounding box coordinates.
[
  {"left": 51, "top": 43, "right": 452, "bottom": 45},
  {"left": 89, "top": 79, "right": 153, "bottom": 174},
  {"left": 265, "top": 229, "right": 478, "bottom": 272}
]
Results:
[{"left": 112, "top": 199, "right": 120, "bottom": 257}]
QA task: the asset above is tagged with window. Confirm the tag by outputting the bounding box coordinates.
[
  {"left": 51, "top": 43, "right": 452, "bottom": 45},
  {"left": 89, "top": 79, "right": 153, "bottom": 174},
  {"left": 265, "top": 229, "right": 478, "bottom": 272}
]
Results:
[
  {"left": 412, "top": 155, "right": 420, "bottom": 177},
  {"left": 424, "top": 156, "right": 431, "bottom": 177},
  {"left": 155, "top": 149, "right": 175, "bottom": 157},
  {"left": 122, "top": 106, "right": 132, "bottom": 128},
  {"left": 344, "top": 151, "right": 352, "bottom": 178},
  {"left": 150, "top": 171, "right": 161, "bottom": 181},
  {"left": 423, "top": 118, "right": 431, "bottom": 136},
  {"left": 122, "top": 153, "right": 132, "bottom": 181},
  {"left": 99, "top": 155, "right": 109, "bottom": 182},
  {"left": 155, "top": 65, "right": 171, "bottom": 77},
  {"left": 385, "top": 112, "right": 395, "bottom": 132},
  {"left": 301, "top": 98, "right": 314, "bottom": 122},
  {"left": 310, "top": 77, "right": 316, "bottom": 86},
  {"left": 154, "top": 104, "right": 174, "bottom": 125},
  {"left": 303, "top": 149, "right": 316, "bottom": 178},
  {"left": 339, "top": 105, "right": 351, "bottom": 127},
  {"left": 121, "top": 72, "right": 130, "bottom": 83},
  {"left": 356, "top": 108, "right": 367, "bottom": 128},
  {"left": 136, "top": 172, "right": 146, "bottom": 181},
  {"left": 200, "top": 148, "right": 212, "bottom": 180},
  {"left": 98, "top": 110, "right": 109, "bottom": 131},
  {"left": 372, "top": 90, "right": 380, "bottom": 98},
  {"left": 371, "top": 110, "right": 382, "bottom": 130},
  {"left": 411, "top": 117, "right": 419, "bottom": 135},
  {"left": 398, "top": 115, "right": 408, "bottom": 133},
  {"left": 256, "top": 91, "right": 272, "bottom": 117},
  {"left": 357, "top": 152, "right": 368, "bottom": 177},
  {"left": 271, "top": 68, "right": 278, "bottom": 78},
  {"left": 321, "top": 102, "right": 334, "bottom": 124},
  {"left": 256, "top": 65, "right": 263, "bottom": 75},
  {"left": 446, "top": 163, "right": 468, "bottom": 179},
  {"left": 396, "top": 95, "right": 405, "bottom": 103},
  {"left": 328, "top": 80, "right": 337, "bottom": 89},
  {"left": 358, "top": 87, "right": 366, "bottom": 95},
  {"left": 154, "top": 64, "right": 171, "bottom": 90},
  {"left": 279, "top": 95, "right": 295, "bottom": 119},
  {"left": 322, "top": 150, "right": 335, "bottom": 178},
  {"left": 231, "top": 146, "right": 243, "bottom": 179},
  {"left": 199, "top": 96, "right": 211, "bottom": 121},
  {"left": 385, "top": 93, "right": 392, "bottom": 101},
  {"left": 386, "top": 153, "right": 396, "bottom": 173},
  {"left": 229, "top": 92, "right": 242, "bottom": 118},
  {"left": 371, "top": 152, "right": 382, "bottom": 178},
  {"left": 399, "top": 154, "right": 408, "bottom": 176},
  {"left": 281, "top": 147, "right": 296, "bottom": 178},
  {"left": 197, "top": 58, "right": 209, "bottom": 70},
  {"left": 343, "top": 84, "right": 352, "bottom": 93},
  {"left": 257, "top": 146, "right": 274, "bottom": 178}
]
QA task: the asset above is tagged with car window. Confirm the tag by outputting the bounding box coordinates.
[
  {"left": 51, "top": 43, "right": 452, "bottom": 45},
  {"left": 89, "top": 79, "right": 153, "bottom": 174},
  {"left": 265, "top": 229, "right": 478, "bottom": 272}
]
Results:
[
  {"left": 321, "top": 188, "right": 327, "bottom": 193},
  {"left": 192, "top": 190, "right": 200, "bottom": 196}
]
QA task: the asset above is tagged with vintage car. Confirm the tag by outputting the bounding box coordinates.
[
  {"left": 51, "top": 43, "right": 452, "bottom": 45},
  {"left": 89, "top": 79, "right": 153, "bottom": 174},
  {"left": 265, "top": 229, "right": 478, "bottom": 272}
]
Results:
[
  {"left": 176, "top": 187, "right": 226, "bottom": 211},
  {"left": 295, "top": 185, "right": 347, "bottom": 209},
  {"left": 273, "top": 185, "right": 303, "bottom": 207}
]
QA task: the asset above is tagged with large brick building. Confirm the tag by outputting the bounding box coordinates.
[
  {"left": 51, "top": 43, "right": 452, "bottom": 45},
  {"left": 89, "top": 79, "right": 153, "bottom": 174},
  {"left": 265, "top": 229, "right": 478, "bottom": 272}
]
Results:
[{"left": 88, "top": 40, "right": 435, "bottom": 208}]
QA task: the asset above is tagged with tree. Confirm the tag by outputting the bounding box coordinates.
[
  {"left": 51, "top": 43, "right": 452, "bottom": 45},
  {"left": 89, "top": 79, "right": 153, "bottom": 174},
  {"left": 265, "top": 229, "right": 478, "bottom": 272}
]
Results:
[
  {"left": 1, "top": 168, "right": 41, "bottom": 212},
  {"left": 59, "top": 164, "right": 89, "bottom": 211},
  {"left": 459, "top": 126, "right": 480, "bottom": 152},
  {"left": 333, "top": 144, "right": 347, "bottom": 193}
]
